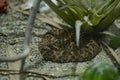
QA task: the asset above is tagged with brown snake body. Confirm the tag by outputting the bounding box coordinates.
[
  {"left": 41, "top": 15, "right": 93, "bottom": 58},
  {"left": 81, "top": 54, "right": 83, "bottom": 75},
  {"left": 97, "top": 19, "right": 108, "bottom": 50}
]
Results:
[{"left": 38, "top": 27, "right": 101, "bottom": 63}]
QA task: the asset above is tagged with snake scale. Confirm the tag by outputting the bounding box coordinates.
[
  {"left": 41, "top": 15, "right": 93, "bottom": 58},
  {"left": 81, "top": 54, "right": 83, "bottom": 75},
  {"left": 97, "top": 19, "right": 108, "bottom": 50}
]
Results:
[{"left": 38, "top": 27, "right": 101, "bottom": 63}]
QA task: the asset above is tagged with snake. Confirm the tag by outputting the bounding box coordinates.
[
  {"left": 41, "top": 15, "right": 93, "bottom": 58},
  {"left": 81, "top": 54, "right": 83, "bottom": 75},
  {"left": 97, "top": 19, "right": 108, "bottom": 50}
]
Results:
[{"left": 38, "top": 27, "right": 101, "bottom": 63}]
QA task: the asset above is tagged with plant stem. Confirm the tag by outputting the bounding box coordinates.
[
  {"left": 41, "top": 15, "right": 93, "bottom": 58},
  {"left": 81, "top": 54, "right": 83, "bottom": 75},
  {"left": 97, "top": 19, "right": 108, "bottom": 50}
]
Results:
[{"left": 75, "top": 20, "right": 82, "bottom": 46}]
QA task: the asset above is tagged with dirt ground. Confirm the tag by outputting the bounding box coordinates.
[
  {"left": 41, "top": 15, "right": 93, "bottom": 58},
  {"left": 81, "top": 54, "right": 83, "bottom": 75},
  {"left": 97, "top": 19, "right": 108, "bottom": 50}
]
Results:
[{"left": 0, "top": 0, "right": 120, "bottom": 80}]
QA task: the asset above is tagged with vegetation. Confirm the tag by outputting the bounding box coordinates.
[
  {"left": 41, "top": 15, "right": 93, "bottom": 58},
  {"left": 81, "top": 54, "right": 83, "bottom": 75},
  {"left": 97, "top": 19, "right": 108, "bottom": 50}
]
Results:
[
  {"left": 81, "top": 63, "right": 119, "bottom": 80},
  {"left": 44, "top": 0, "right": 120, "bottom": 31},
  {"left": 43, "top": 1, "right": 120, "bottom": 79},
  {"left": 44, "top": 0, "right": 120, "bottom": 46},
  {"left": 102, "top": 31, "right": 120, "bottom": 48}
]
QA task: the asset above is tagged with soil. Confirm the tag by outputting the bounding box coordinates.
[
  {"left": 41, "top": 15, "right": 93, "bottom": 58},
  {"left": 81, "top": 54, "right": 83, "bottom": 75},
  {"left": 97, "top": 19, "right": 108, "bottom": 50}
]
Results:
[{"left": 39, "top": 27, "right": 101, "bottom": 63}]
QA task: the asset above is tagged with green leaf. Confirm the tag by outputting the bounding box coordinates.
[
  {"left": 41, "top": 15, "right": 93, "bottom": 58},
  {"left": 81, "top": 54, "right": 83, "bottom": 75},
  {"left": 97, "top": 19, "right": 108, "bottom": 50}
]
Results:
[
  {"left": 89, "top": 0, "right": 119, "bottom": 26},
  {"left": 82, "top": 63, "right": 119, "bottom": 80},
  {"left": 44, "top": 0, "right": 120, "bottom": 33},
  {"left": 89, "top": 11, "right": 105, "bottom": 25},
  {"left": 96, "top": 1, "right": 120, "bottom": 31},
  {"left": 102, "top": 31, "right": 120, "bottom": 47},
  {"left": 97, "top": 0, "right": 114, "bottom": 14},
  {"left": 103, "top": 0, "right": 119, "bottom": 16},
  {"left": 44, "top": 0, "right": 74, "bottom": 26}
]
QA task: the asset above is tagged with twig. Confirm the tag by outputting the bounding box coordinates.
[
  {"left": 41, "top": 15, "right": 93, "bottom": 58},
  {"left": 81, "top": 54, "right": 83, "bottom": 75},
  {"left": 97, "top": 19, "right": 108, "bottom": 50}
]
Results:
[
  {"left": 0, "top": 0, "right": 41, "bottom": 62},
  {"left": 21, "top": 0, "right": 42, "bottom": 79},
  {"left": 0, "top": 68, "right": 79, "bottom": 79}
]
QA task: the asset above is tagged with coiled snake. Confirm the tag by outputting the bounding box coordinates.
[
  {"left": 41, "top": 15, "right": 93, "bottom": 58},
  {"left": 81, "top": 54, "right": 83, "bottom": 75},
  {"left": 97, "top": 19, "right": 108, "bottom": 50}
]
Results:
[{"left": 38, "top": 27, "right": 101, "bottom": 63}]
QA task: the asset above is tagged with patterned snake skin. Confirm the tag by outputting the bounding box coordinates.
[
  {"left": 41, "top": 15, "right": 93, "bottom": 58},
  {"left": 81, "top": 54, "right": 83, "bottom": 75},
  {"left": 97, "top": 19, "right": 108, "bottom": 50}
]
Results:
[{"left": 38, "top": 27, "right": 101, "bottom": 63}]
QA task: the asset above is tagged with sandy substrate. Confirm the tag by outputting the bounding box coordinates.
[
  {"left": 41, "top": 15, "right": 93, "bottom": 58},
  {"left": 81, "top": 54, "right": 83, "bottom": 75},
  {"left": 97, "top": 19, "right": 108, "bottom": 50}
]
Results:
[{"left": 0, "top": 0, "right": 120, "bottom": 80}]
